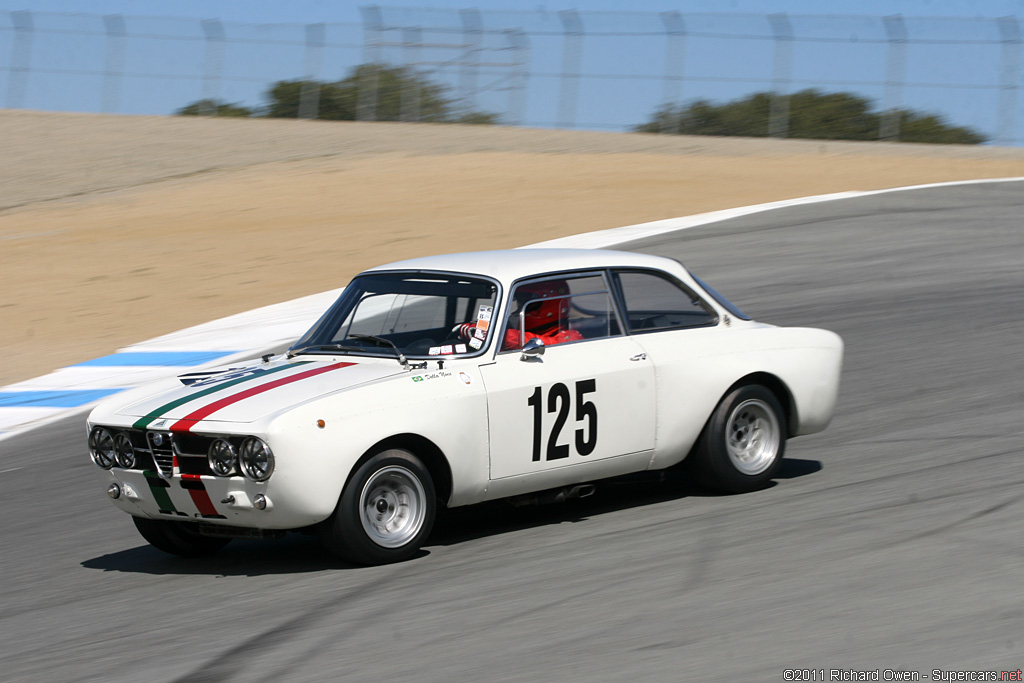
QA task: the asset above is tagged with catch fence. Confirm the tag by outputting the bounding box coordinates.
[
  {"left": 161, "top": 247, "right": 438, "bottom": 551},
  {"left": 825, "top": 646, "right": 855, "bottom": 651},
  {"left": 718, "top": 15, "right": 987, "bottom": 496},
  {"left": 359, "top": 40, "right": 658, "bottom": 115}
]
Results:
[{"left": 1, "top": 7, "right": 1021, "bottom": 144}]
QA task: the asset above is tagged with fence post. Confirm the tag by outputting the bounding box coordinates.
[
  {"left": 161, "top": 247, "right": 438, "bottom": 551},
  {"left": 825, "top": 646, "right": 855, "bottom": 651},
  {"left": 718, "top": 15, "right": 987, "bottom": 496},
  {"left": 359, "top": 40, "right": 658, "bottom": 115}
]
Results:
[
  {"left": 5, "top": 10, "right": 33, "bottom": 109},
  {"left": 298, "top": 23, "right": 325, "bottom": 119},
  {"left": 997, "top": 16, "right": 1021, "bottom": 146},
  {"left": 358, "top": 5, "right": 383, "bottom": 121},
  {"left": 199, "top": 19, "right": 224, "bottom": 115},
  {"left": 401, "top": 26, "right": 422, "bottom": 122},
  {"left": 880, "top": 14, "right": 907, "bottom": 140},
  {"left": 659, "top": 11, "right": 686, "bottom": 134},
  {"left": 557, "top": 10, "right": 583, "bottom": 128},
  {"left": 504, "top": 28, "right": 529, "bottom": 125},
  {"left": 101, "top": 14, "right": 126, "bottom": 114},
  {"left": 768, "top": 13, "right": 793, "bottom": 138},
  {"left": 459, "top": 8, "right": 483, "bottom": 115}
]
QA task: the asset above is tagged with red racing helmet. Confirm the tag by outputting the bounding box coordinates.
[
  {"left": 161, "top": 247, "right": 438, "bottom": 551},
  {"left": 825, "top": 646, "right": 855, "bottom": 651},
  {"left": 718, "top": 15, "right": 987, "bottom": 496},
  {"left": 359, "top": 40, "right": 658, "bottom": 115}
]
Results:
[{"left": 516, "top": 280, "right": 571, "bottom": 333}]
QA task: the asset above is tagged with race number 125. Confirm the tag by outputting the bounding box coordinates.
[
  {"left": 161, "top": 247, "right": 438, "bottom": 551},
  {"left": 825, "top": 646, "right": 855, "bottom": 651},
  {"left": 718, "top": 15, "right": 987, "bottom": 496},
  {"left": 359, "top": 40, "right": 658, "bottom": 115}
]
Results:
[{"left": 527, "top": 380, "right": 597, "bottom": 462}]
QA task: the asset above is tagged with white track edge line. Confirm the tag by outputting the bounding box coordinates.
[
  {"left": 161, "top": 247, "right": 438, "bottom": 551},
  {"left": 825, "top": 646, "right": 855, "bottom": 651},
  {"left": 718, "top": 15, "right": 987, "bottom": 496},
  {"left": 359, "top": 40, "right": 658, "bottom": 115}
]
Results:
[{"left": 521, "top": 176, "right": 1024, "bottom": 249}]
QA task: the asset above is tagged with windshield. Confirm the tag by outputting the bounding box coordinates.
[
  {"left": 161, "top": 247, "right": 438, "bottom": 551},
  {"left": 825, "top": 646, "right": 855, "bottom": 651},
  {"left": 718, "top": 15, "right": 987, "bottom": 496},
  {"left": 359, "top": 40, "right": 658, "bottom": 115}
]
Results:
[{"left": 291, "top": 272, "right": 500, "bottom": 358}]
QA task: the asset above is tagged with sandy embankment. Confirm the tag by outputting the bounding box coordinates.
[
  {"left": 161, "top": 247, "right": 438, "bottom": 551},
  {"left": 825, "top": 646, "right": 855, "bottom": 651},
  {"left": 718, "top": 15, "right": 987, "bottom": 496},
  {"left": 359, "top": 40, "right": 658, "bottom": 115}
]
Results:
[{"left": 3, "top": 109, "right": 1024, "bottom": 386}]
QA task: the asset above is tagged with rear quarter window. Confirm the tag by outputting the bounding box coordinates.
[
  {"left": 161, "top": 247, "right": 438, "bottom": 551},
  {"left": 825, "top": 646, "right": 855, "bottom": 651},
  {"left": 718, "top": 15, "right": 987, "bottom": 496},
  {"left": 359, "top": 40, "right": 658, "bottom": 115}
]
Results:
[{"left": 613, "top": 270, "right": 718, "bottom": 332}]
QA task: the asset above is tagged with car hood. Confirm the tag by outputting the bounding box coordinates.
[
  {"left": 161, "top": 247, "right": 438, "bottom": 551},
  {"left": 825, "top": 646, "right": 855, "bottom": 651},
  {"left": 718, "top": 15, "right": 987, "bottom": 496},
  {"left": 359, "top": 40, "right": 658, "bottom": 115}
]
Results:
[{"left": 117, "top": 357, "right": 404, "bottom": 428}]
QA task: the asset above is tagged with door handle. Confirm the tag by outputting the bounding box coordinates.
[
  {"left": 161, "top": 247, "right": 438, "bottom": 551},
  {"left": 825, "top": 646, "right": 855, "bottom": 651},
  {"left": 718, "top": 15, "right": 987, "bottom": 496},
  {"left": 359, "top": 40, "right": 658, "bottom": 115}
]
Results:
[{"left": 630, "top": 353, "right": 647, "bottom": 361}]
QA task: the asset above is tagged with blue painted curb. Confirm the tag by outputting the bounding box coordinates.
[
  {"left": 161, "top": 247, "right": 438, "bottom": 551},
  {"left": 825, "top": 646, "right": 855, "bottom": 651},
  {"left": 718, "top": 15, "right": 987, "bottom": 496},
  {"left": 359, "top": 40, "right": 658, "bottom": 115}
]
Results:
[
  {"left": 73, "top": 351, "right": 239, "bottom": 367},
  {"left": 0, "top": 389, "right": 125, "bottom": 408}
]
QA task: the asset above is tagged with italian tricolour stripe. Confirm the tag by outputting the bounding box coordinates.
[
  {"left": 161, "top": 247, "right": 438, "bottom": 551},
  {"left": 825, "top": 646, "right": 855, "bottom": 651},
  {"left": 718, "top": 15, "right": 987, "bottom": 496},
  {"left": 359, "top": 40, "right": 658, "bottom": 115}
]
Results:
[
  {"left": 132, "top": 361, "right": 312, "bottom": 430},
  {"left": 169, "top": 361, "right": 355, "bottom": 432}
]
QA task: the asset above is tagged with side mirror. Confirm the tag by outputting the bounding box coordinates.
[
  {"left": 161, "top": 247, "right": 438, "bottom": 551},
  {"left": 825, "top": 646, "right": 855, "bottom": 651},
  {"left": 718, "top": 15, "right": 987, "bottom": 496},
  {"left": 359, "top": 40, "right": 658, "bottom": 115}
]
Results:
[{"left": 521, "top": 337, "right": 545, "bottom": 361}]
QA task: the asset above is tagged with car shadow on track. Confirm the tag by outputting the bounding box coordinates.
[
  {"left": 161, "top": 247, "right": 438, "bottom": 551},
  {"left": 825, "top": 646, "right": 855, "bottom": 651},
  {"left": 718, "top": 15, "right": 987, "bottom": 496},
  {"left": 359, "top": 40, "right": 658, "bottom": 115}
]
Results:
[
  {"left": 80, "top": 458, "right": 821, "bottom": 576},
  {"left": 80, "top": 534, "right": 358, "bottom": 576},
  {"left": 429, "top": 458, "right": 821, "bottom": 548}
]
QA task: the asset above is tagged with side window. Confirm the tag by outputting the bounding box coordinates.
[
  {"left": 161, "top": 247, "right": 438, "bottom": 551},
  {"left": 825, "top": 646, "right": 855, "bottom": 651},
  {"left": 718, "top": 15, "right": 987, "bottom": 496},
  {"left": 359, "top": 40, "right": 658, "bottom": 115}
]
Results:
[
  {"left": 614, "top": 270, "right": 717, "bottom": 332},
  {"left": 501, "top": 274, "right": 622, "bottom": 351}
]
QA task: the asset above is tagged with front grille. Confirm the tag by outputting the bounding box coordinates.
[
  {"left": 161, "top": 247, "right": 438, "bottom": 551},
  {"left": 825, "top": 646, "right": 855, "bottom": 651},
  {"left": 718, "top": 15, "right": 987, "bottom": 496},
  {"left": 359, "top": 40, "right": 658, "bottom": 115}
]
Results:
[{"left": 147, "top": 431, "right": 174, "bottom": 477}]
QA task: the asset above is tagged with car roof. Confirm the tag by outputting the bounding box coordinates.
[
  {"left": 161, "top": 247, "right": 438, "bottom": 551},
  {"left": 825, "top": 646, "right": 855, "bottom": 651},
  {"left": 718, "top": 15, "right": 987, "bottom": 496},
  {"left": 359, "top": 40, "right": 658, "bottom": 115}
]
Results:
[{"left": 363, "top": 248, "right": 685, "bottom": 284}]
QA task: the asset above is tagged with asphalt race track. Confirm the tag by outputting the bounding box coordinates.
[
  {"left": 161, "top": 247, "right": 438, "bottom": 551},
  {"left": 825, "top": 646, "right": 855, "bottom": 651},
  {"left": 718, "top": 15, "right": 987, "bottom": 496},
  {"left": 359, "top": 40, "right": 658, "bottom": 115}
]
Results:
[{"left": 2, "top": 182, "right": 1021, "bottom": 681}]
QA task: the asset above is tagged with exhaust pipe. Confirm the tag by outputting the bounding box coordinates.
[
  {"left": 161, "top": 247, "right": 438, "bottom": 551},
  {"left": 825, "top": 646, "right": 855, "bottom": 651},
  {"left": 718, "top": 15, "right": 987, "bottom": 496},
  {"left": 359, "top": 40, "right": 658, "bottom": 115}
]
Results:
[{"left": 509, "top": 483, "right": 596, "bottom": 507}]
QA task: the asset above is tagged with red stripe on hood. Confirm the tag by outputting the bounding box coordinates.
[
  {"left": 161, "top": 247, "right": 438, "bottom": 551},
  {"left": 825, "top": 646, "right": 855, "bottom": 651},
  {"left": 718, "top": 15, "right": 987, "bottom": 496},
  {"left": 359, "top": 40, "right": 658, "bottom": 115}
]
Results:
[{"left": 169, "top": 362, "right": 355, "bottom": 432}]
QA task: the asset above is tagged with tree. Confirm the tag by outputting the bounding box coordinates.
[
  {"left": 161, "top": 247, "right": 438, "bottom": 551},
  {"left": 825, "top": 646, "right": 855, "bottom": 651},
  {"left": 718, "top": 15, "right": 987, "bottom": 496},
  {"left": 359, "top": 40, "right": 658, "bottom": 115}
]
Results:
[
  {"left": 895, "top": 111, "right": 985, "bottom": 145},
  {"left": 264, "top": 64, "right": 496, "bottom": 124},
  {"left": 174, "top": 64, "right": 497, "bottom": 124},
  {"left": 635, "top": 89, "right": 986, "bottom": 145},
  {"left": 175, "top": 99, "right": 253, "bottom": 117}
]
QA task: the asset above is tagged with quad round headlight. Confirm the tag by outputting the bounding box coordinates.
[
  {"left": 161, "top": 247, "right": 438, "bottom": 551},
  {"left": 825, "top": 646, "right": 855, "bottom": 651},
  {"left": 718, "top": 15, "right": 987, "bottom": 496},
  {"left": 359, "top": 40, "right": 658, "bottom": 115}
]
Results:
[
  {"left": 113, "top": 432, "right": 136, "bottom": 469},
  {"left": 208, "top": 439, "right": 237, "bottom": 477},
  {"left": 89, "top": 427, "right": 116, "bottom": 469},
  {"left": 239, "top": 437, "right": 274, "bottom": 482}
]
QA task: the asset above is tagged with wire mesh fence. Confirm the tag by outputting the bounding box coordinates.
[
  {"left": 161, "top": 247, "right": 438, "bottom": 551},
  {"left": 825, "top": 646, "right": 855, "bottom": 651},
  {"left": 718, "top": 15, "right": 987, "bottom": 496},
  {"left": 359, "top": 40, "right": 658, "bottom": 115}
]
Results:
[{"left": 1, "top": 7, "right": 1021, "bottom": 144}]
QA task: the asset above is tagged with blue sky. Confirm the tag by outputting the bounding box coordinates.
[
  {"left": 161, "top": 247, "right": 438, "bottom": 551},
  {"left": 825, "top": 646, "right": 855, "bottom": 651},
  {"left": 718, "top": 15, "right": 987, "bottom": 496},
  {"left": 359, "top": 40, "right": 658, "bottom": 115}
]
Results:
[
  {"left": 5, "top": 1, "right": 1024, "bottom": 141},
  {"left": 11, "top": 1, "right": 1024, "bottom": 23}
]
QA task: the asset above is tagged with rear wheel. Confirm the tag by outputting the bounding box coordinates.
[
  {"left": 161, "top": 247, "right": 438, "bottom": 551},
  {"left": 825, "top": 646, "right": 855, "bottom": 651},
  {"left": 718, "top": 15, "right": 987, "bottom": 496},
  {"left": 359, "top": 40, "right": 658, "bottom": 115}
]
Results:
[
  {"left": 132, "top": 516, "right": 231, "bottom": 557},
  {"left": 691, "top": 384, "right": 786, "bottom": 493},
  {"left": 320, "top": 448, "right": 436, "bottom": 566}
]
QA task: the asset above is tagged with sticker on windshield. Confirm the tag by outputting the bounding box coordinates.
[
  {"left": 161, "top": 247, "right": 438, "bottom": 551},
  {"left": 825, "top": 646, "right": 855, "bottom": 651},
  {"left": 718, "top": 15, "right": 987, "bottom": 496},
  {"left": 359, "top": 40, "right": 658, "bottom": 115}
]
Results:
[
  {"left": 476, "top": 305, "right": 493, "bottom": 335},
  {"left": 429, "top": 344, "right": 458, "bottom": 355},
  {"left": 469, "top": 337, "right": 483, "bottom": 350}
]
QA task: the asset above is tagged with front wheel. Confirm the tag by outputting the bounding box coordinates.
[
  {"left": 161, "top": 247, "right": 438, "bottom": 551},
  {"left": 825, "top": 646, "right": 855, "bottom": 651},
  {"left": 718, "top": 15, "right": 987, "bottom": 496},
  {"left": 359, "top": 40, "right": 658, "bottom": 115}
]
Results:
[
  {"left": 132, "top": 516, "right": 231, "bottom": 557},
  {"left": 690, "top": 384, "right": 786, "bottom": 494},
  {"left": 320, "top": 449, "right": 436, "bottom": 566}
]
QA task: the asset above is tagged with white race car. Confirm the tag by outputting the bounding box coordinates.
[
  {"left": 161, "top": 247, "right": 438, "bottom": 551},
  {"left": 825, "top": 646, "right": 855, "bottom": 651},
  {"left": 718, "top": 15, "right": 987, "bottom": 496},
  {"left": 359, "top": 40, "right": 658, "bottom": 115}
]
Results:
[{"left": 87, "top": 249, "right": 843, "bottom": 565}]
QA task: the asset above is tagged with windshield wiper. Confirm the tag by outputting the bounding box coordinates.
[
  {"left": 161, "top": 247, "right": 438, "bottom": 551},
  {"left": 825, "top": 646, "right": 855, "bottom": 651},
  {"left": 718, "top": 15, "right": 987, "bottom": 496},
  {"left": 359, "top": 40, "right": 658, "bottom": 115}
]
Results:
[
  {"left": 286, "top": 343, "right": 362, "bottom": 359},
  {"left": 346, "top": 333, "right": 420, "bottom": 370}
]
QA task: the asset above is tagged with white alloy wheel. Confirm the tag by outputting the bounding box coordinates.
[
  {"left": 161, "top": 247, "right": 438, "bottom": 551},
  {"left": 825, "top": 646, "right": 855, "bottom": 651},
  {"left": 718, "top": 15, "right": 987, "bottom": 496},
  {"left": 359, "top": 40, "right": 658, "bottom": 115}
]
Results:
[
  {"left": 358, "top": 465, "right": 427, "bottom": 549},
  {"left": 725, "top": 398, "right": 781, "bottom": 476},
  {"left": 690, "top": 384, "right": 787, "bottom": 494},
  {"left": 321, "top": 448, "right": 437, "bottom": 565}
]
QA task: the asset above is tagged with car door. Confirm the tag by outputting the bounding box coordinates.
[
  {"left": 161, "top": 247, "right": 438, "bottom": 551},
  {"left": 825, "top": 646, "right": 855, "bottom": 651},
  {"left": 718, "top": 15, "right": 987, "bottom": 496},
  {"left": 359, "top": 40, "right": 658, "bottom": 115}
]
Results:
[{"left": 479, "top": 272, "right": 656, "bottom": 481}]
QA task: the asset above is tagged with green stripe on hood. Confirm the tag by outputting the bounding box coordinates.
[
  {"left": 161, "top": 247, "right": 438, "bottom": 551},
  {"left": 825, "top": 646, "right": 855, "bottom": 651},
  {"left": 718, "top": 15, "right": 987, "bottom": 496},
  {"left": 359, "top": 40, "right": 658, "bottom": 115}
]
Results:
[{"left": 132, "top": 361, "right": 311, "bottom": 430}]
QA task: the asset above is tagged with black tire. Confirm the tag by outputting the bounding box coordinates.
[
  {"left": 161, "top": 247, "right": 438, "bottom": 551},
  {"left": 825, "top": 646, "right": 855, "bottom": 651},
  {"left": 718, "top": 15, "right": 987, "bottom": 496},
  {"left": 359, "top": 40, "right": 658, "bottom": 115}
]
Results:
[
  {"left": 320, "top": 448, "right": 436, "bottom": 566},
  {"left": 132, "top": 516, "right": 231, "bottom": 557},
  {"left": 690, "top": 384, "right": 786, "bottom": 494}
]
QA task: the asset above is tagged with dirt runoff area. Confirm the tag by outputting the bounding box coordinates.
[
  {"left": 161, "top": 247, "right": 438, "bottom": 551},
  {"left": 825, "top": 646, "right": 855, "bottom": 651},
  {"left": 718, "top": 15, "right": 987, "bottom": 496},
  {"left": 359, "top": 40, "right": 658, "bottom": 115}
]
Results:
[{"left": 3, "top": 109, "right": 1024, "bottom": 386}]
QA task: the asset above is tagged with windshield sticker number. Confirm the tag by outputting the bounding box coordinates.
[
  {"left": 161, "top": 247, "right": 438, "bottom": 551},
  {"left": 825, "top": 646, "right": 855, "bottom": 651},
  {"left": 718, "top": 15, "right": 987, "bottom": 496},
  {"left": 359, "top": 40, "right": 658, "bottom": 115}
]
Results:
[{"left": 527, "top": 380, "right": 598, "bottom": 462}]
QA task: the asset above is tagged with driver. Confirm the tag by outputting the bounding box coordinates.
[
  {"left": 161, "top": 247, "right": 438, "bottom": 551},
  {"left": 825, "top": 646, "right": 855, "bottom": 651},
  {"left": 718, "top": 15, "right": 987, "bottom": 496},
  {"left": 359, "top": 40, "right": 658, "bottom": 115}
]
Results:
[
  {"left": 451, "top": 280, "right": 584, "bottom": 351},
  {"left": 501, "top": 280, "right": 583, "bottom": 351}
]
